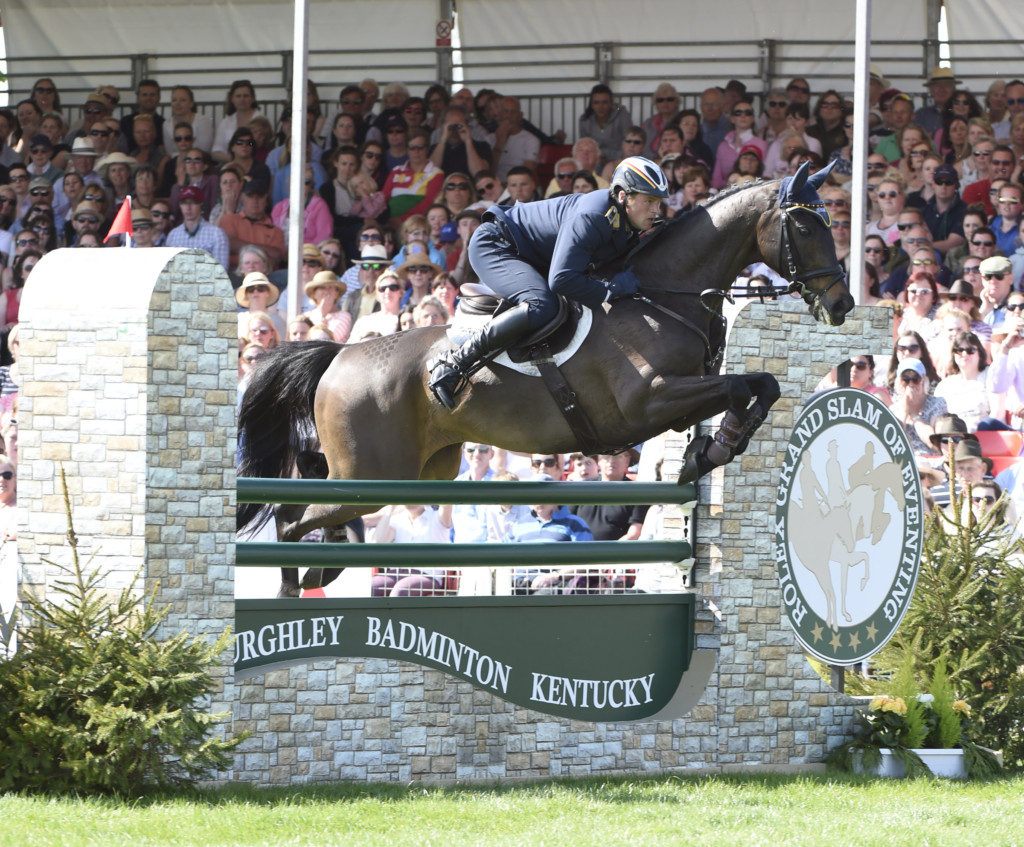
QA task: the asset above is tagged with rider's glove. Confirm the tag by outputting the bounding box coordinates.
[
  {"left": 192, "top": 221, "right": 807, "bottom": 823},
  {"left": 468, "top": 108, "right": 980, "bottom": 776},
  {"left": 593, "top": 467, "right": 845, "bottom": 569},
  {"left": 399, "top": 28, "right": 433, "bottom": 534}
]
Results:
[{"left": 604, "top": 269, "right": 640, "bottom": 302}]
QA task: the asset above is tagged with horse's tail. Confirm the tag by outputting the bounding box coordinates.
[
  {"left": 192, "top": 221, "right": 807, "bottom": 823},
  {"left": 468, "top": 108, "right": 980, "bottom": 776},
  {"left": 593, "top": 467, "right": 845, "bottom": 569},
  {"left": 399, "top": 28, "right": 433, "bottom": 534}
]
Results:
[{"left": 237, "top": 340, "right": 342, "bottom": 531}]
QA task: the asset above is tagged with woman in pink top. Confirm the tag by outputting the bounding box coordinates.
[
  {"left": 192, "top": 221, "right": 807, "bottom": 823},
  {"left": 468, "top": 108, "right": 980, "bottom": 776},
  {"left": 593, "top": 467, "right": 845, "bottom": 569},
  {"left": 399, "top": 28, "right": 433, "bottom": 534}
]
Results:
[
  {"left": 271, "top": 165, "right": 332, "bottom": 245},
  {"left": 712, "top": 100, "right": 767, "bottom": 188},
  {"left": 303, "top": 270, "right": 353, "bottom": 343}
]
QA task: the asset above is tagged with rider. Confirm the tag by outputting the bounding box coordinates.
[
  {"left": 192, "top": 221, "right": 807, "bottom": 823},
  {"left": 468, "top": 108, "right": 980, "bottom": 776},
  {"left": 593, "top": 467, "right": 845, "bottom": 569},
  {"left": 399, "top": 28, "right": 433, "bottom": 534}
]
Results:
[{"left": 428, "top": 156, "right": 670, "bottom": 409}]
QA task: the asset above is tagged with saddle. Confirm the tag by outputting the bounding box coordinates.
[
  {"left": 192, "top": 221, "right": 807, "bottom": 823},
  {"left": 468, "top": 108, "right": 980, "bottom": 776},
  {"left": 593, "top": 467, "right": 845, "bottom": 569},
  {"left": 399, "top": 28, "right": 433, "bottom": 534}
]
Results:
[
  {"left": 456, "top": 282, "right": 583, "bottom": 361},
  {"left": 454, "top": 283, "right": 610, "bottom": 456}
]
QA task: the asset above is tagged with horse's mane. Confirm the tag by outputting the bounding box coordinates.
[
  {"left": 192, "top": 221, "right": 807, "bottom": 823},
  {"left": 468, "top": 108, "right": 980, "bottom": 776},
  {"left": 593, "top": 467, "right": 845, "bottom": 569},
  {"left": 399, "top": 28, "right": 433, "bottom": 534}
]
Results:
[{"left": 626, "top": 177, "right": 778, "bottom": 263}]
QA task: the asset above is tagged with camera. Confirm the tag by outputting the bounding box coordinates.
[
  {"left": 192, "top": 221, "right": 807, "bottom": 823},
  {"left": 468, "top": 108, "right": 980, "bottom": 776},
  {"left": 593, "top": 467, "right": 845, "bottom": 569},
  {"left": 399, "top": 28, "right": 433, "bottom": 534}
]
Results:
[{"left": 449, "top": 123, "right": 463, "bottom": 131}]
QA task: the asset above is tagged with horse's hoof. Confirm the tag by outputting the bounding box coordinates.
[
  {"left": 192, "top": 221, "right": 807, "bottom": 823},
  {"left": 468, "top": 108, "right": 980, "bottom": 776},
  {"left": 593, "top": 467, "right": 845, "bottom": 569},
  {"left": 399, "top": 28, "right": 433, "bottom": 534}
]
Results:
[
  {"left": 300, "top": 568, "right": 324, "bottom": 590},
  {"left": 678, "top": 435, "right": 716, "bottom": 485},
  {"left": 277, "top": 581, "right": 300, "bottom": 598}
]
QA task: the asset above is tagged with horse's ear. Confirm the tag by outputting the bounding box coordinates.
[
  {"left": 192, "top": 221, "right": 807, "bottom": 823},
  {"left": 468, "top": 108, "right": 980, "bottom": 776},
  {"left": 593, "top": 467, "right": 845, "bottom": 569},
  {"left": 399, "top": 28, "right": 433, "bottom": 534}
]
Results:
[
  {"left": 789, "top": 161, "right": 811, "bottom": 194},
  {"left": 807, "top": 159, "right": 838, "bottom": 191}
]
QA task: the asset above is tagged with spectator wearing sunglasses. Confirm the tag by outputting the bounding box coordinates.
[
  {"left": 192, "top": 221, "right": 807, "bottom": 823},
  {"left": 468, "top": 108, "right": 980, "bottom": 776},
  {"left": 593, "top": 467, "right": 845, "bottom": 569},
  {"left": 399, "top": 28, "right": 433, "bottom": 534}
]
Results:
[
  {"left": 962, "top": 145, "right": 1015, "bottom": 217},
  {"left": 711, "top": 100, "right": 766, "bottom": 189},
  {"left": 226, "top": 127, "right": 271, "bottom": 190},
  {"left": 24, "top": 133, "right": 61, "bottom": 185},
  {"left": 868, "top": 174, "right": 908, "bottom": 247},
  {"left": 921, "top": 164, "right": 967, "bottom": 255},
  {"left": 350, "top": 267, "right": 405, "bottom": 338},
  {"left": 890, "top": 357, "right": 947, "bottom": 455},
  {"left": 934, "top": 330, "right": 991, "bottom": 432},
  {"left": 63, "top": 92, "right": 109, "bottom": 148},
  {"left": 943, "top": 206, "right": 988, "bottom": 277},
  {"left": 642, "top": 83, "right": 682, "bottom": 159},
  {"left": 978, "top": 256, "right": 1016, "bottom": 333},
  {"left": 875, "top": 93, "right": 917, "bottom": 163},
  {"left": 578, "top": 84, "right": 634, "bottom": 165},
  {"left": 342, "top": 241, "right": 391, "bottom": 321},
  {"left": 169, "top": 148, "right": 217, "bottom": 220},
  {"left": 162, "top": 85, "right": 213, "bottom": 156},
  {"left": 808, "top": 90, "right": 847, "bottom": 161},
  {"left": 212, "top": 80, "right": 262, "bottom": 164},
  {"left": 383, "top": 129, "right": 443, "bottom": 223},
  {"left": 989, "top": 182, "right": 1023, "bottom": 256}
]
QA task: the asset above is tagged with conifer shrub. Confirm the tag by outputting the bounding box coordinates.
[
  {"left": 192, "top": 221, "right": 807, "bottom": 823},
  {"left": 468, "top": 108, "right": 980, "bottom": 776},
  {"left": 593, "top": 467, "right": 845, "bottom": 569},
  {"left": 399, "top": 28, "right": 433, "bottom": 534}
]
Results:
[{"left": 0, "top": 470, "right": 245, "bottom": 794}]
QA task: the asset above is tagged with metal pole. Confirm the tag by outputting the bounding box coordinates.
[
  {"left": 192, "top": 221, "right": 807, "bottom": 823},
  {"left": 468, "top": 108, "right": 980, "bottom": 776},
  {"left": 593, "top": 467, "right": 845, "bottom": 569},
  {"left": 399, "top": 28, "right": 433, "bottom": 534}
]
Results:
[
  {"left": 848, "top": 0, "right": 871, "bottom": 307},
  {"left": 286, "top": 0, "right": 310, "bottom": 323}
]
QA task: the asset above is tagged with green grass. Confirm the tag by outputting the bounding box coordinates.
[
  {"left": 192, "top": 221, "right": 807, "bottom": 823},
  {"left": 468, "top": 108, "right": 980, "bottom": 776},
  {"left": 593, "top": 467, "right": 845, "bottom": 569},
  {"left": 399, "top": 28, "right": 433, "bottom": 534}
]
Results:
[{"left": 3, "top": 772, "right": 1022, "bottom": 846}]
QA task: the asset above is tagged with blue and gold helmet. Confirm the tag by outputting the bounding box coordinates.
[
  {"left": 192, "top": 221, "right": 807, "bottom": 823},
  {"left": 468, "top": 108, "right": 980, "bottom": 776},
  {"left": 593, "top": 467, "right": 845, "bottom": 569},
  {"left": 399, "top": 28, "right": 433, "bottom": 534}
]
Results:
[{"left": 610, "top": 156, "right": 670, "bottom": 199}]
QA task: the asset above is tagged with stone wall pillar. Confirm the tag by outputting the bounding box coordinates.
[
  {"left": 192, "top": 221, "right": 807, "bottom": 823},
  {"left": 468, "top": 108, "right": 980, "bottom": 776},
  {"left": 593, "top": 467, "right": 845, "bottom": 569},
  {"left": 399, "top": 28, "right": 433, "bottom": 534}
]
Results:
[{"left": 18, "top": 247, "right": 237, "bottom": 737}]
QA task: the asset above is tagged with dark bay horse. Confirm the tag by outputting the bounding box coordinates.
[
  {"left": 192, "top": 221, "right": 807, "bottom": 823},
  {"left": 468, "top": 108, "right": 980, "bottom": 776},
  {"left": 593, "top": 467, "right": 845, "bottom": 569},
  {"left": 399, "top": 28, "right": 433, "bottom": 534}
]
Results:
[{"left": 239, "top": 163, "right": 854, "bottom": 596}]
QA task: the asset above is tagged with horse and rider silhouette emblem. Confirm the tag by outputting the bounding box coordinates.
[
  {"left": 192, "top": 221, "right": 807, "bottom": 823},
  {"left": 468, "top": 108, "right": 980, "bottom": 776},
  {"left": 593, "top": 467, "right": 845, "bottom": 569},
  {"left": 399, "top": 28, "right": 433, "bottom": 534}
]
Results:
[{"left": 775, "top": 390, "right": 923, "bottom": 665}]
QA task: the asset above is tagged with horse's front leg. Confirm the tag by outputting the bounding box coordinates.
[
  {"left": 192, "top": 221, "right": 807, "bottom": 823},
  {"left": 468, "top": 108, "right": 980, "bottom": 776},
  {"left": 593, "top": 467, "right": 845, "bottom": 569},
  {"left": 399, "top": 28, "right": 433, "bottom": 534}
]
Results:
[{"left": 641, "top": 373, "right": 756, "bottom": 484}]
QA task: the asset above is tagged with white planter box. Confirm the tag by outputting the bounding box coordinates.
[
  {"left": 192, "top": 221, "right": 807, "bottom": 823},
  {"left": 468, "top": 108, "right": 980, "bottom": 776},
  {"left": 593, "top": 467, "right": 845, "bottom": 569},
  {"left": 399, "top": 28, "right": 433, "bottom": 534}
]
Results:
[{"left": 873, "top": 748, "right": 967, "bottom": 779}]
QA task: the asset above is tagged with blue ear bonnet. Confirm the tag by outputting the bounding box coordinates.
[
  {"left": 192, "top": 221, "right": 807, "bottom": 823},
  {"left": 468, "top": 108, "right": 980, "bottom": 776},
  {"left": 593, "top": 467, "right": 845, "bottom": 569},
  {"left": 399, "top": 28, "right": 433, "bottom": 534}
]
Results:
[{"left": 779, "top": 159, "right": 837, "bottom": 226}]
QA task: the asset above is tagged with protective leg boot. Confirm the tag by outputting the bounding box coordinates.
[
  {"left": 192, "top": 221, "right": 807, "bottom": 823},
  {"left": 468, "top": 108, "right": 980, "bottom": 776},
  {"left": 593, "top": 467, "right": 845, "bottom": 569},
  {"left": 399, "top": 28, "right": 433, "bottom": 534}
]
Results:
[{"left": 429, "top": 303, "right": 533, "bottom": 409}]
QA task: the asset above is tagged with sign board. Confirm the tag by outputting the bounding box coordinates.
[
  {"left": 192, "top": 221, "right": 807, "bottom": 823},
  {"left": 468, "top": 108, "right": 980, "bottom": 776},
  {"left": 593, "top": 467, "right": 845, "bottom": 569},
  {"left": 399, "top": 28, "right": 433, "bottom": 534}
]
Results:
[
  {"left": 236, "top": 593, "right": 695, "bottom": 722},
  {"left": 774, "top": 389, "right": 923, "bottom": 665},
  {"left": 436, "top": 19, "right": 452, "bottom": 47}
]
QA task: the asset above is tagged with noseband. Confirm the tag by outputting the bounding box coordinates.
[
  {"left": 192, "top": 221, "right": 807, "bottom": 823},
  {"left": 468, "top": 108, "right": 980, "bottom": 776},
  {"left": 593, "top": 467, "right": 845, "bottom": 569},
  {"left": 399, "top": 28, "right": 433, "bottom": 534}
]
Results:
[{"left": 777, "top": 204, "right": 847, "bottom": 312}]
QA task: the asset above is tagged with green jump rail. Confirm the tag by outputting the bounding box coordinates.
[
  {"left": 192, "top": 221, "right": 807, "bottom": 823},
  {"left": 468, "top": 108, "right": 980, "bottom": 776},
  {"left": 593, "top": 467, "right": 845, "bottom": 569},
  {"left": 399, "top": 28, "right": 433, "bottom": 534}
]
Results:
[
  {"left": 237, "top": 478, "right": 696, "bottom": 506},
  {"left": 236, "top": 478, "right": 695, "bottom": 568}
]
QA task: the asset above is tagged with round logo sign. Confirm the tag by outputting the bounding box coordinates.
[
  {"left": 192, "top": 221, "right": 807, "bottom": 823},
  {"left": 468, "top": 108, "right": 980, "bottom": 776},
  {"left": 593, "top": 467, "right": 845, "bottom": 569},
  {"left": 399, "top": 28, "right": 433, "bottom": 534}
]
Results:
[{"left": 774, "top": 389, "right": 923, "bottom": 664}]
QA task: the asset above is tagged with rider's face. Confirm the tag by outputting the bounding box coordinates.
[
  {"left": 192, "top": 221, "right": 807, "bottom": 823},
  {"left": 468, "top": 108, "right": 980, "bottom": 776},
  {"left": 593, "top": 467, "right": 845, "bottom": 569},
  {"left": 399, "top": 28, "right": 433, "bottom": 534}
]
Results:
[{"left": 621, "top": 191, "right": 663, "bottom": 231}]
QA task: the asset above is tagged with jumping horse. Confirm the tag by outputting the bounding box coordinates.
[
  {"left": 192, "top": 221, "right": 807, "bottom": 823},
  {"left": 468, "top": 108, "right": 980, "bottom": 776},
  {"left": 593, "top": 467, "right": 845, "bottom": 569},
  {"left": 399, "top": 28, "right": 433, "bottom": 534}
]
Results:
[{"left": 238, "top": 162, "right": 854, "bottom": 596}]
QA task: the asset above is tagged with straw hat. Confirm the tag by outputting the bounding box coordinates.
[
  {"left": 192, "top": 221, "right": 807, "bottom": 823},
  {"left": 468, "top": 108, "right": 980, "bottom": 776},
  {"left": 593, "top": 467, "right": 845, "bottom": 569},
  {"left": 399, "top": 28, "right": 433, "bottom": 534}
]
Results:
[
  {"left": 350, "top": 244, "right": 392, "bottom": 264},
  {"left": 304, "top": 269, "right": 347, "bottom": 300},
  {"left": 96, "top": 152, "right": 138, "bottom": 179},
  {"left": 397, "top": 251, "right": 442, "bottom": 281},
  {"left": 302, "top": 243, "right": 324, "bottom": 265},
  {"left": 70, "top": 137, "right": 98, "bottom": 158},
  {"left": 927, "top": 66, "right": 960, "bottom": 85},
  {"left": 235, "top": 271, "right": 281, "bottom": 308}
]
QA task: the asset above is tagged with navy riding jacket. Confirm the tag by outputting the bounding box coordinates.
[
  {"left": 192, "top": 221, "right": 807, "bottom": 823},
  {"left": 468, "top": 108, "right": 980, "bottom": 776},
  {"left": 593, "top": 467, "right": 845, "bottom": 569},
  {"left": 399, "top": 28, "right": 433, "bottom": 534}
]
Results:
[{"left": 484, "top": 190, "right": 641, "bottom": 309}]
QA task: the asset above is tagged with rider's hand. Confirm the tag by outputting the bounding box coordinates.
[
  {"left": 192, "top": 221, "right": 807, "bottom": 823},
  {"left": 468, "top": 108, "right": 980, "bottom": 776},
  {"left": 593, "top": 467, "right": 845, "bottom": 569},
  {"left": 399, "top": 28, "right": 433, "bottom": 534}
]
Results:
[{"left": 604, "top": 270, "right": 640, "bottom": 302}]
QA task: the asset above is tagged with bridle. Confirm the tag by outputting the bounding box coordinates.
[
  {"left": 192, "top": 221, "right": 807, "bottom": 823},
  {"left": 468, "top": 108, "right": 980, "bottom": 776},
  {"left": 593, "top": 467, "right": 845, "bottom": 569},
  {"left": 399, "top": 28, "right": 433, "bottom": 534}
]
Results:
[
  {"left": 777, "top": 202, "right": 847, "bottom": 314},
  {"left": 631, "top": 196, "right": 847, "bottom": 372}
]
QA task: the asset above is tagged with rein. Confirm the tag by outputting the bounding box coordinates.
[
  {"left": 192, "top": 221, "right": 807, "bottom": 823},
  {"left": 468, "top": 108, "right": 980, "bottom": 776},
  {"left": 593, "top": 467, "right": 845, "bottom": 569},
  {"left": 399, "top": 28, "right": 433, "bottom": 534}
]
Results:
[{"left": 632, "top": 199, "right": 846, "bottom": 372}]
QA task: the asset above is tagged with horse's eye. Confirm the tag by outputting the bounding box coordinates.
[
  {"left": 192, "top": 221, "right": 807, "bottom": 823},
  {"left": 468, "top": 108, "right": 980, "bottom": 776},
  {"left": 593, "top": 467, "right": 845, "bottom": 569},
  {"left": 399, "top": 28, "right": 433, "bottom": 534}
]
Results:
[{"left": 796, "top": 224, "right": 810, "bottom": 236}]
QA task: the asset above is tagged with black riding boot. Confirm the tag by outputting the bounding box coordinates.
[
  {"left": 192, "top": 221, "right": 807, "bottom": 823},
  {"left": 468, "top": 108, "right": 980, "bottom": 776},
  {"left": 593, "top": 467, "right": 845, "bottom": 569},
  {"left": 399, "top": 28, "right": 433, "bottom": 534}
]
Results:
[{"left": 429, "top": 303, "right": 533, "bottom": 410}]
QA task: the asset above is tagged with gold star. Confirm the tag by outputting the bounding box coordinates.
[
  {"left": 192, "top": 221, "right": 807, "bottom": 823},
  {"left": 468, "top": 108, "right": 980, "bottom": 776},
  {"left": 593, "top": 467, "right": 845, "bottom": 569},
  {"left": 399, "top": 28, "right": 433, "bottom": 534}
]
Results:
[
  {"left": 830, "top": 630, "right": 843, "bottom": 651},
  {"left": 848, "top": 631, "right": 861, "bottom": 651},
  {"left": 811, "top": 623, "right": 824, "bottom": 643},
  {"left": 865, "top": 622, "right": 879, "bottom": 642}
]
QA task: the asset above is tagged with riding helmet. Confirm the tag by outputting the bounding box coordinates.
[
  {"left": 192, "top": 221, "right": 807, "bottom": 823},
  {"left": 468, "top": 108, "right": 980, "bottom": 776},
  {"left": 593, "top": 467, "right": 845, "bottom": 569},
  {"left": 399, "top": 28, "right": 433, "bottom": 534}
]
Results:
[{"left": 610, "top": 156, "right": 670, "bottom": 199}]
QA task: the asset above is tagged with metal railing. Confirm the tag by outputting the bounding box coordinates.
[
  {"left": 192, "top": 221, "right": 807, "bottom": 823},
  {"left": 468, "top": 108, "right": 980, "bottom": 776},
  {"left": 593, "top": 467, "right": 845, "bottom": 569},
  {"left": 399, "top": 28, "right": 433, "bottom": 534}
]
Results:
[{"left": 7, "top": 38, "right": 1022, "bottom": 141}]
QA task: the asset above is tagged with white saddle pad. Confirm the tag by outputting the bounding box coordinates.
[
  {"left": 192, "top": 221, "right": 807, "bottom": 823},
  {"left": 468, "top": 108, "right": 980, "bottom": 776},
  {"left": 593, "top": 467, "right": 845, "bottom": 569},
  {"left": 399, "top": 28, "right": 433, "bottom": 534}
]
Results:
[{"left": 446, "top": 305, "right": 594, "bottom": 378}]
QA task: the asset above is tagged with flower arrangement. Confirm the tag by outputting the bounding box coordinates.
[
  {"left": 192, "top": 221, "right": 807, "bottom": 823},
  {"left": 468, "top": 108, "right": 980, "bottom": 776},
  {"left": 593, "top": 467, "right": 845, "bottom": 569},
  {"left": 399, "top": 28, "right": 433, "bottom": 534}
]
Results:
[{"left": 831, "top": 654, "right": 1002, "bottom": 778}]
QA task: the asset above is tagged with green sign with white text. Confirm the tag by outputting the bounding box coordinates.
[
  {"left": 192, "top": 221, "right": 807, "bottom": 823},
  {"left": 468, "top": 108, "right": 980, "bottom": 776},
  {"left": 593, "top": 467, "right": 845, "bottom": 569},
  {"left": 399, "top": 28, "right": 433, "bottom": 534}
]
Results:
[{"left": 235, "top": 594, "right": 695, "bottom": 722}]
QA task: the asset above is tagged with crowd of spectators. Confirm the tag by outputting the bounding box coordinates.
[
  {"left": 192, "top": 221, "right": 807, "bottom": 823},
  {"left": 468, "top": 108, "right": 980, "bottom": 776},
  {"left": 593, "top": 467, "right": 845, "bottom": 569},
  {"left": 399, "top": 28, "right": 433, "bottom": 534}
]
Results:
[{"left": 6, "top": 66, "right": 1024, "bottom": 595}]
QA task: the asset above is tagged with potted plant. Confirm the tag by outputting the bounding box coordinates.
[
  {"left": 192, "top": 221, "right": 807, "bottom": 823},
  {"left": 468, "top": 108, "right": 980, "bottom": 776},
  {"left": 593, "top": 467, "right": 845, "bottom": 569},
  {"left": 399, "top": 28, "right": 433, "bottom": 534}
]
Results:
[{"left": 831, "top": 655, "right": 1002, "bottom": 778}]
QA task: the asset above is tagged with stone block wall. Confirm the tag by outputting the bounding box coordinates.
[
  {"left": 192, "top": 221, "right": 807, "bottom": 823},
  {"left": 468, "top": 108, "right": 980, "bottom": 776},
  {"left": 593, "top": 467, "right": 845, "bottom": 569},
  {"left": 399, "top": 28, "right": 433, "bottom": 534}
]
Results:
[
  {"left": 18, "top": 257, "right": 889, "bottom": 783},
  {"left": 19, "top": 247, "right": 237, "bottom": 731}
]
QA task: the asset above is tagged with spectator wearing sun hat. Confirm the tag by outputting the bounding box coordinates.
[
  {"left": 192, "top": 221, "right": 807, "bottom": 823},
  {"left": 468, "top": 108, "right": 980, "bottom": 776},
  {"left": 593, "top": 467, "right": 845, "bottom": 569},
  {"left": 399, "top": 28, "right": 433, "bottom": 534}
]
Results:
[
  {"left": 236, "top": 271, "right": 285, "bottom": 340},
  {"left": 303, "top": 270, "right": 352, "bottom": 342},
  {"left": 341, "top": 243, "right": 394, "bottom": 321},
  {"left": 397, "top": 251, "right": 443, "bottom": 308},
  {"left": 916, "top": 67, "right": 960, "bottom": 136}
]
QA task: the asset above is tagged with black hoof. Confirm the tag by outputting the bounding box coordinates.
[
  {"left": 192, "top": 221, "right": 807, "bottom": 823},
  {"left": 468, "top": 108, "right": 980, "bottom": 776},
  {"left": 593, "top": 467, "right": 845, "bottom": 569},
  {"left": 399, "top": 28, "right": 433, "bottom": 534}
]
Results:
[
  {"left": 300, "top": 568, "right": 324, "bottom": 590},
  {"left": 678, "top": 435, "right": 717, "bottom": 485}
]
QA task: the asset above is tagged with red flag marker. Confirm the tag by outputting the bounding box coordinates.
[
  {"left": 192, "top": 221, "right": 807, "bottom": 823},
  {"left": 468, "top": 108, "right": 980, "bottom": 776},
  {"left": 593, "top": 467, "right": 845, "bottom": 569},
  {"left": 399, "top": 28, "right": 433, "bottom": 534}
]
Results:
[{"left": 105, "top": 195, "right": 133, "bottom": 243}]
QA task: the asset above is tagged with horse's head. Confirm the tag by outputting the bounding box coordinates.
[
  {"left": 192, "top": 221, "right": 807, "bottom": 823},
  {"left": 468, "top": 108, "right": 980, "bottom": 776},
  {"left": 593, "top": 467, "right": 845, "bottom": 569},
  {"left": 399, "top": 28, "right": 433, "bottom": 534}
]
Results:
[{"left": 760, "top": 161, "right": 855, "bottom": 326}]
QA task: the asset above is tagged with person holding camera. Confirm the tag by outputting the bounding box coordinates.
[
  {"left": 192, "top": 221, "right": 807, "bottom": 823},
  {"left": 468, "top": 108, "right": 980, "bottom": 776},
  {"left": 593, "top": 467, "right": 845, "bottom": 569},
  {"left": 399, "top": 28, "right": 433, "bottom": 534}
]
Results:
[{"left": 429, "top": 105, "right": 492, "bottom": 178}]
